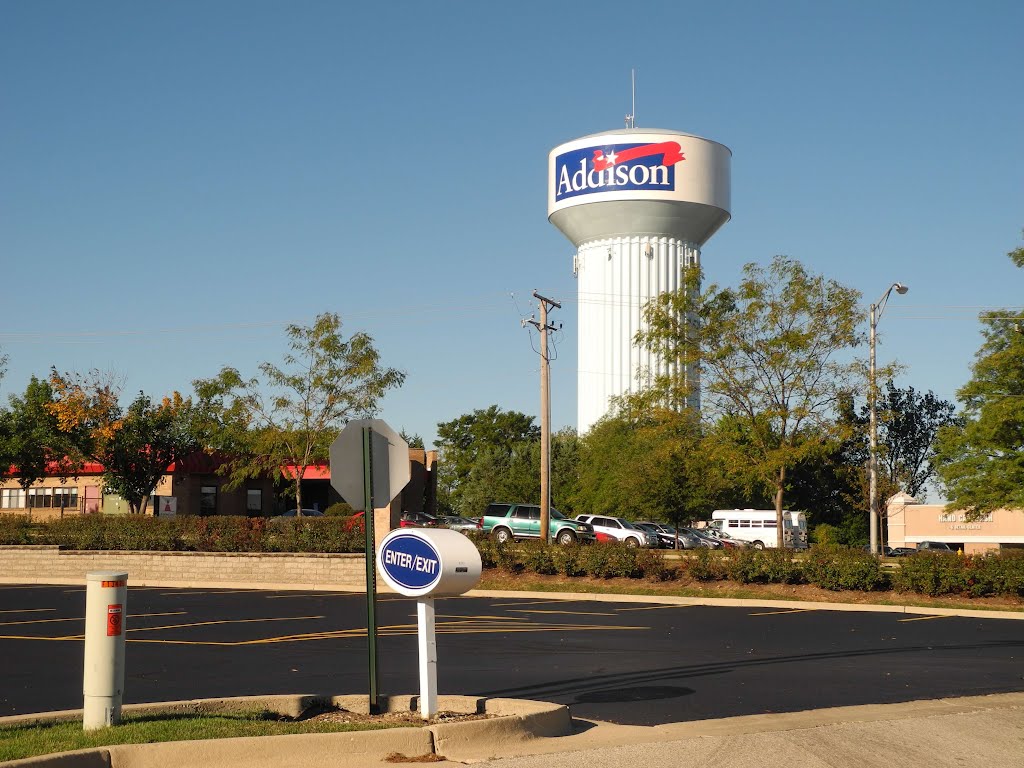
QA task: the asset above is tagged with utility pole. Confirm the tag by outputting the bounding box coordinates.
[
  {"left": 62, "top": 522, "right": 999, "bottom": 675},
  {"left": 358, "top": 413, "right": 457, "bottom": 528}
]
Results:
[{"left": 527, "top": 291, "right": 561, "bottom": 543}]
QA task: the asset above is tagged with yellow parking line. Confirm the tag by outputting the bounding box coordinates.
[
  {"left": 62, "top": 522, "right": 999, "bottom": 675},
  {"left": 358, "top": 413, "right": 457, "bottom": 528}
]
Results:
[
  {"left": 749, "top": 609, "right": 813, "bottom": 616},
  {"left": 265, "top": 593, "right": 352, "bottom": 599},
  {"left": 0, "top": 612, "right": 185, "bottom": 628},
  {"left": 436, "top": 615, "right": 530, "bottom": 622},
  {"left": 490, "top": 600, "right": 567, "bottom": 607},
  {"left": 159, "top": 591, "right": 210, "bottom": 596},
  {"left": 616, "top": 605, "right": 688, "bottom": 612},
  {"left": 126, "top": 615, "right": 325, "bottom": 633},
  {"left": 898, "top": 615, "right": 949, "bottom": 622},
  {"left": 512, "top": 610, "right": 617, "bottom": 616}
]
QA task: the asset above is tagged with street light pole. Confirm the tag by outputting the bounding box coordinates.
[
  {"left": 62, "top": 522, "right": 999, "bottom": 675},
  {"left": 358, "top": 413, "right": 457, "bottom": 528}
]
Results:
[{"left": 869, "top": 282, "right": 909, "bottom": 555}]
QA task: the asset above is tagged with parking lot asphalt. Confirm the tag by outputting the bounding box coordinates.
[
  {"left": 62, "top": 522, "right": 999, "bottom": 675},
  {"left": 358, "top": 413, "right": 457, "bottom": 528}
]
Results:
[{"left": 1, "top": 584, "right": 1022, "bottom": 725}]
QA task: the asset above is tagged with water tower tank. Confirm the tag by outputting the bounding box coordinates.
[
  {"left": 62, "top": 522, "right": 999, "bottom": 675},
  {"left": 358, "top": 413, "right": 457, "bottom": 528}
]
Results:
[{"left": 548, "top": 128, "right": 731, "bottom": 433}]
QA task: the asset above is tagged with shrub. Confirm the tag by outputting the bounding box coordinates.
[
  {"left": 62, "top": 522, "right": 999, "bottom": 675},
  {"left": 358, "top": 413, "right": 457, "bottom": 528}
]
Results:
[
  {"left": 635, "top": 547, "right": 677, "bottom": 581},
  {"left": 0, "top": 515, "right": 33, "bottom": 545},
  {"left": 811, "top": 523, "right": 841, "bottom": 546},
  {"left": 491, "top": 540, "right": 523, "bottom": 574},
  {"left": 685, "top": 547, "right": 727, "bottom": 581},
  {"left": 890, "top": 552, "right": 960, "bottom": 596},
  {"left": 520, "top": 540, "right": 557, "bottom": 575},
  {"left": 42, "top": 515, "right": 119, "bottom": 550},
  {"left": 551, "top": 544, "right": 587, "bottom": 577},
  {"left": 979, "top": 551, "right": 1024, "bottom": 597},
  {"left": 804, "top": 545, "right": 887, "bottom": 591},
  {"left": 581, "top": 542, "right": 619, "bottom": 578},
  {"left": 726, "top": 548, "right": 804, "bottom": 585},
  {"left": 465, "top": 532, "right": 496, "bottom": 568},
  {"left": 324, "top": 502, "right": 355, "bottom": 517}
]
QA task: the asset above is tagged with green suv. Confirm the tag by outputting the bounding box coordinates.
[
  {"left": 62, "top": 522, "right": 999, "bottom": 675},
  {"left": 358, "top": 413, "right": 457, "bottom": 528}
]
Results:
[{"left": 477, "top": 503, "right": 596, "bottom": 545}]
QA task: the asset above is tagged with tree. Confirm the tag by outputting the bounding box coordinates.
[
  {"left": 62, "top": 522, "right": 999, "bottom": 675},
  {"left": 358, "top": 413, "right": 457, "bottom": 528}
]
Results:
[
  {"left": 575, "top": 404, "right": 728, "bottom": 534},
  {"left": 435, "top": 406, "right": 540, "bottom": 515},
  {"left": 868, "top": 381, "right": 960, "bottom": 500},
  {"left": 638, "top": 257, "right": 868, "bottom": 544},
  {"left": 48, "top": 371, "right": 199, "bottom": 515},
  {"left": 400, "top": 430, "right": 425, "bottom": 449},
  {"left": 4, "top": 377, "right": 73, "bottom": 510},
  {"left": 95, "top": 393, "right": 198, "bottom": 515},
  {"left": 936, "top": 237, "right": 1024, "bottom": 516},
  {"left": 193, "top": 313, "right": 405, "bottom": 514}
]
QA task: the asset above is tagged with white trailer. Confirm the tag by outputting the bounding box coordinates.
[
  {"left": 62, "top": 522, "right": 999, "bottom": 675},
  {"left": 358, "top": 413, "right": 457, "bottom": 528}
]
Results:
[{"left": 709, "top": 509, "right": 808, "bottom": 550}]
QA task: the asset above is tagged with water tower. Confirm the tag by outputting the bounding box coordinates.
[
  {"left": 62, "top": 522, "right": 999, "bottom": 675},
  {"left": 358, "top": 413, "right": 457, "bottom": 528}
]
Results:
[{"left": 547, "top": 127, "right": 731, "bottom": 433}]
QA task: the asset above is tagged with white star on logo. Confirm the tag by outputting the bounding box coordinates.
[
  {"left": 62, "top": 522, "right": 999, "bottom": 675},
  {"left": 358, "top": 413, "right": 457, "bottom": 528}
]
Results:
[{"left": 604, "top": 150, "right": 618, "bottom": 165}]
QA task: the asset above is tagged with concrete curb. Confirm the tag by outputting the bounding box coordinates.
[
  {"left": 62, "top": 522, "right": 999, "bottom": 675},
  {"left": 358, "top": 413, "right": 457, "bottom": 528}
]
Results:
[{"left": 0, "top": 694, "right": 571, "bottom": 767}]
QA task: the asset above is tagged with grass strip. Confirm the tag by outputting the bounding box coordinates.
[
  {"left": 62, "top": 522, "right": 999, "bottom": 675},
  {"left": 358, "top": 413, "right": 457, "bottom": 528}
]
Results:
[{"left": 0, "top": 710, "right": 406, "bottom": 763}]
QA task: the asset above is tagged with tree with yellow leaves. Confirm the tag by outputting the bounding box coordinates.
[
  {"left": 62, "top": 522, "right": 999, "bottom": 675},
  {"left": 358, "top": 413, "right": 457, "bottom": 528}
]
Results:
[{"left": 48, "top": 370, "right": 198, "bottom": 515}]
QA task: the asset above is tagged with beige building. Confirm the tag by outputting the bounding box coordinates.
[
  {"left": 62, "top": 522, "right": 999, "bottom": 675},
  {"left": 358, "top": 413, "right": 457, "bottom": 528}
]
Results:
[
  {"left": 886, "top": 492, "right": 1024, "bottom": 554},
  {"left": 0, "top": 454, "right": 276, "bottom": 520}
]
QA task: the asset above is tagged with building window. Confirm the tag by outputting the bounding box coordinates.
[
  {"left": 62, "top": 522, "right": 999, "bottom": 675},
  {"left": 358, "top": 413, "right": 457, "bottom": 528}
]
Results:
[
  {"left": 246, "top": 489, "right": 262, "bottom": 514},
  {"left": 200, "top": 485, "right": 217, "bottom": 516},
  {"left": 1, "top": 489, "right": 26, "bottom": 509},
  {"left": 28, "top": 488, "right": 54, "bottom": 508},
  {"left": 53, "top": 487, "right": 78, "bottom": 510}
]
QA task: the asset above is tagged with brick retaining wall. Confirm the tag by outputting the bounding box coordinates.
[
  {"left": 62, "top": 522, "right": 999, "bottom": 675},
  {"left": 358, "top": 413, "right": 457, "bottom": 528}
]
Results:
[{"left": 0, "top": 546, "right": 367, "bottom": 591}]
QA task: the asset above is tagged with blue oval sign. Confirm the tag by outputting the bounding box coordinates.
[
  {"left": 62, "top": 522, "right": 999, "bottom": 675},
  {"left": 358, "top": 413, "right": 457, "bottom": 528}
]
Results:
[{"left": 379, "top": 533, "right": 441, "bottom": 592}]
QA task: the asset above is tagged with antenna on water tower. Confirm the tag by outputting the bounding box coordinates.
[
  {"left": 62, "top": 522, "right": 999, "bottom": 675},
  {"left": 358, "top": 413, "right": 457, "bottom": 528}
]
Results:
[{"left": 625, "top": 69, "right": 636, "bottom": 128}]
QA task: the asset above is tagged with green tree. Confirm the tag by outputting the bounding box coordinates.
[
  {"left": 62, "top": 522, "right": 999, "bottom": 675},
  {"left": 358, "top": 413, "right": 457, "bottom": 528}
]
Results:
[
  {"left": 96, "top": 393, "right": 199, "bottom": 515},
  {"left": 400, "top": 429, "right": 425, "bottom": 449},
  {"left": 868, "top": 381, "right": 960, "bottom": 500},
  {"left": 4, "top": 377, "right": 73, "bottom": 510},
  {"left": 193, "top": 313, "right": 405, "bottom": 514},
  {"left": 638, "top": 257, "right": 867, "bottom": 544},
  {"left": 48, "top": 370, "right": 198, "bottom": 515},
  {"left": 575, "top": 406, "right": 727, "bottom": 532},
  {"left": 435, "top": 405, "right": 539, "bottom": 514},
  {"left": 936, "top": 238, "right": 1024, "bottom": 516}
]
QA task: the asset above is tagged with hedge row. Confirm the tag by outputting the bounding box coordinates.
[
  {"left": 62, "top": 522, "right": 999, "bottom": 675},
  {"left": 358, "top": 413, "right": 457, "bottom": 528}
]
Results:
[
  {"left": 3, "top": 515, "right": 1023, "bottom": 599},
  {"left": 471, "top": 535, "right": 1024, "bottom": 599},
  {"left": 0, "top": 514, "right": 365, "bottom": 554}
]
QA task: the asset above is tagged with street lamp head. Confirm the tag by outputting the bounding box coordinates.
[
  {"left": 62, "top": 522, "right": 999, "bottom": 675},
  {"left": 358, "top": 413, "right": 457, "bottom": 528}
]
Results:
[{"left": 895, "top": 283, "right": 909, "bottom": 295}]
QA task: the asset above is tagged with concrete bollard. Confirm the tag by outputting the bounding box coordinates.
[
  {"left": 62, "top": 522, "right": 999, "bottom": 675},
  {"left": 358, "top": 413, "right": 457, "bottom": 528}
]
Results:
[{"left": 83, "top": 571, "right": 128, "bottom": 730}]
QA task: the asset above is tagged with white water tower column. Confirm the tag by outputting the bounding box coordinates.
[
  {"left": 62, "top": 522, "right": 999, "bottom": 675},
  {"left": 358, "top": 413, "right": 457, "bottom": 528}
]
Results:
[{"left": 548, "top": 128, "right": 731, "bottom": 433}]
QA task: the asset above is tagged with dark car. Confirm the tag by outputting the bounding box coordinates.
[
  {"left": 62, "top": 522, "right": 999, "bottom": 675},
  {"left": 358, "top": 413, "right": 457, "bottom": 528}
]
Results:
[
  {"left": 679, "top": 527, "right": 723, "bottom": 549},
  {"left": 634, "top": 522, "right": 703, "bottom": 550},
  {"left": 273, "top": 508, "right": 324, "bottom": 518},
  {"left": 917, "top": 541, "right": 955, "bottom": 553},
  {"left": 885, "top": 546, "right": 916, "bottom": 557}
]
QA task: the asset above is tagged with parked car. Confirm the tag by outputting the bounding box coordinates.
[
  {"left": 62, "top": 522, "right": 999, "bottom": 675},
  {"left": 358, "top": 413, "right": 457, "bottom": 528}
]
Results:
[
  {"left": 574, "top": 515, "right": 657, "bottom": 548},
  {"left": 916, "top": 541, "right": 955, "bottom": 553},
  {"left": 273, "top": 508, "right": 324, "bottom": 518},
  {"left": 634, "top": 521, "right": 702, "bottom": 549},
  {"left": 678, "top": 527, "right": 723, "bottom": 549},
  {"left": 701, "top": 528, "right": 750, "bottom": 549},
  {"left": 633, "top": 522, "right": 674, "bottom": 548},
  {"left": 478, "top": 503, "right": 596, "bottom": 545},
  {"left": 341, "top": 510, "right": 441, "bottom": 530},
  {"left": 400, "top": 511, "right": 442, "bottom": 528},
  {"left": 885, "top": 546, "right": 916, "bottom": 557},
  {"left": 437, "top": 515, "right": 478, "bottom": 533}
]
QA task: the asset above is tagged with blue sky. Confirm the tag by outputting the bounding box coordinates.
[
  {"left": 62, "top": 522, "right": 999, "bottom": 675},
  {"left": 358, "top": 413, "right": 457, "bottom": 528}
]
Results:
[{"left": 2, "top": 1, "right": 1022, "bottom": 450}]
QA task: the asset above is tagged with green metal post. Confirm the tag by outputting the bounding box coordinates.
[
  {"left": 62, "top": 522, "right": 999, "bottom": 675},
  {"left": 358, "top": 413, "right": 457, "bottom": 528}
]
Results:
[{"left": 362, "top": 427, "right": 380, "bottom": 714}]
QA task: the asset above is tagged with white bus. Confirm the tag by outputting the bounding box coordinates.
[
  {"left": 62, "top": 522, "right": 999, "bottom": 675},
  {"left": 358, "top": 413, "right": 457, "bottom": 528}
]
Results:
[{"left": 708, "top": 509, "right": 808, "bottom": 550}]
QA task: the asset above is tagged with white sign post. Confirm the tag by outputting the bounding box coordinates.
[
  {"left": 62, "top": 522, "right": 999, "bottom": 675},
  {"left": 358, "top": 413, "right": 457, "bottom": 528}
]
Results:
[
  {"left": 330, "top": 419, "right": 410, "bottom": 714},
  {"left": 377, "top": 528, "right": 481, "bottom": 719},
  {"left": 83, "top": 571, "right": 128, "bottom": 730}
]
